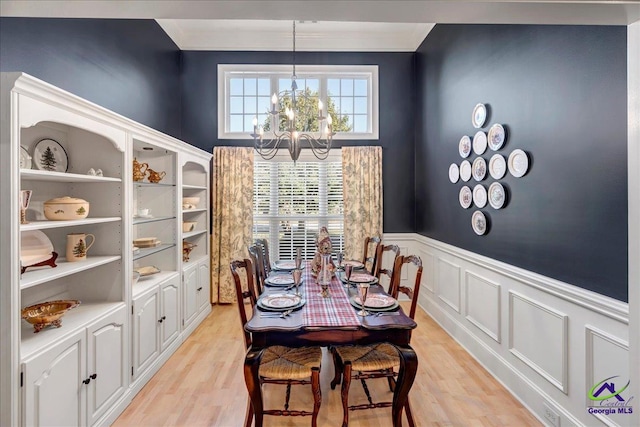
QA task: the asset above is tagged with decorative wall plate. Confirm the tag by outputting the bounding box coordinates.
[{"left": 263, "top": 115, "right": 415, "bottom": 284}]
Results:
[
  {"left": 472, "top": 210, "right": 487, "bottom": 235},
  {"left": 459, "top": 186, "right": 472, "bottom": 209},
  {"left": 473, "top": 184, "right": 487, "bottom": 208},
  {"left": 488, "top": 123, "right": 506, "bottom": 151},
  {"left": 472, "top": 157, "right": 487, "bottom": 181},
  {"left": 489, "top": 182, "right": 506, "bottom": 209},
  {"left": 489, "top": 154, "right": 507, "bottom": 179},
  {"left": 472, "top": 103, "right": 487, "bottom": 128},
  {"left": 33, "top": 138, "right": 68, "bottom": 172},
  {"left": 508, "top": 149, "right": 529, "bottom": 177},
  {"left": 459, "top": 135, "right": 472, "bottom": 158},
  {"left": 21, "top": 229, "right": 55, "bottom": 266},
  {"left": 460, "top": 160, "right": 472, "bottom": 182},
  {"left": 449, "top": 163, "right": 460, "bottom": 183},
  {"left": 20, "top": 146, "right": 32, "bottom": 169},
  {"left": 473, "top": 131, "right": 488, "bottom": 155}
]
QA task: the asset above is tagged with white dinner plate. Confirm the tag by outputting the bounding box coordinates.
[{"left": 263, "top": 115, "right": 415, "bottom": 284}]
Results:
[
  {"left": 473, "top": 184, "right": 487, "bottom": 208},
  {"left": 33, "top": 138, "right": 68, "bottom": 172},
  {"left": 489, "top": 154, "right": 507, "bottom": 180},
  {"left": 508, "top": 149, "right": 529, "bottom": 177},
  {"left": 471, "top": 211, "right": 487, "bottom": 236},
  {"left": 273, "top": 260, "right": 300, "bottom": 270},
  {"left": 349, "top": 273, "right": 378, "bottom": 284},
  {"left": 259, "top": 293, "right": 302, "bottom": 309},
  {"left": 343, "top": 260, "right": 365, "bottom": 269},
  {"left": 265, "top": 274, "right": 295, "bottom": 286},
  {"left": 489, "top": 182, "right": 506, "bottom": 209},
  {"left": 20, "top": 146, "right": 32, "bottom": 169},
  {"left": 449, "top": 163, "right": 460, "bottom": 183},
  {"left": 472, "top": 157, "right": 487, "bottom": 181},
  {"left": 472, "top": 103, "right": 487, "bottom": 129},
  {"left": 459, "top": 186, "right": 472, "bottom": 209},
  {"left": 20, "top": 230, "right": 55, "bottom": 266},
  {"left": 354, "top": 294, "right": 396, "bottom": 308},
  {"left": 488, "top": 123, "right": 506, "bottom": 151},
  {"left": 473, "top": 131, "right": 488, "bottom": 155},
  {"left": 459, "top": 135, "right": 472, "bottom": 158},
  {"left": 460, "top": 160, "right": 472, "bottom": 182},
  {"left": 349, "top": 296, "right": 399, "bottom": 312}
]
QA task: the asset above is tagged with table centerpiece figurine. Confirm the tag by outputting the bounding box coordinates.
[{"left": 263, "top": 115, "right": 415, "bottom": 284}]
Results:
[{"left": 311, "top": 226, "right": 336, "bottom": 277}]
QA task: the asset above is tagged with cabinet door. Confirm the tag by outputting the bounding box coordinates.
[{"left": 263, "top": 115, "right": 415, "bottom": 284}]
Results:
[
  {"left": 160, "top": 277, "right": 180, "bottom": 352},
  {"left": 132, "top": 288, "right": 160, "bottom": 379},
  {"left": 183, "top": 263, "right": 199, "bottom": 327},
  {"left": 22, "top": 329, "right": 86, "bottom": 427},
  {"left": 197, "top": 260, "right": 211, "bottom": 312},
  {"left": 86, "top": 307, "right": 127, "bottom": 426}
]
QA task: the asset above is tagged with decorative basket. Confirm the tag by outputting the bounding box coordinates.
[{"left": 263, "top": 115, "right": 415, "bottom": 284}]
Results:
[{"left": 21, "top": 300, "right": 80, "bottom": 333}]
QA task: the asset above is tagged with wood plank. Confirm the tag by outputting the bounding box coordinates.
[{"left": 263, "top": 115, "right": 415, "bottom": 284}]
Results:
[{"left": 114, "top": 303, "right": 542, "bottom": 426}]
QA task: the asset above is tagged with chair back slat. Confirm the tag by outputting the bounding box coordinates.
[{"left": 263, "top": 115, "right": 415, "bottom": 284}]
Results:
[
  {"left": 247, "top": 244, "right": 264, "bottom": 296},
  {"left": 374, "top": 244, "right": 400, "bottom": 293},
  {"left": 362, "top": 236, "right": 381, "bottom": 274},
  {"left": 255, "top": 238, "right": 272, "bottom": 275},
  {"left": 390, "top": 254, "right": 423, "bottom": 320},
  {"left": 230, "top": 258, "right": 258, "bottom": 349}
]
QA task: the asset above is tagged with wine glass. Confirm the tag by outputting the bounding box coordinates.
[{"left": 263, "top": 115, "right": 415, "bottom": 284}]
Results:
[
  {"left": 357, "top": 283, "right": 370, "bottom": 316},
  {"left": 344, "top": 264, "right": 353, "bottom": 288},
  {"left": 336, "top": 251, "right": 344, "bottom": 270},
  {"left": 292, "top": 268, "right": 302, "bottom": 297},
  {"left": 295, "top": 247, "right": 302, "bottom": 269}
]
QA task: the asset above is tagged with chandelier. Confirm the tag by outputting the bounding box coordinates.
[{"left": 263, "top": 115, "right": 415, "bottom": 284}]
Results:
[{"left": 251, "top": 21, "right": 334, "bottom": 161}]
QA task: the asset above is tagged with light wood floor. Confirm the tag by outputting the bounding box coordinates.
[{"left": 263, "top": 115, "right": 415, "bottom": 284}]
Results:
[{"left": 114, "top": 303, "right": 542, "bottom": 426}]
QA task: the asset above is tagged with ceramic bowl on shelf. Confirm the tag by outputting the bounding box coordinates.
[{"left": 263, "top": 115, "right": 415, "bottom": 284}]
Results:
[
  {"left": 43, "top": 196, "right": 89, "bottom": 220},
  {"left": 183, "top": 221, "right": 197, "bottom": 233},
  {"left": 182, "top": 197, "right": 200, "bottom": 210},
  {"left": 21, "top": 299, "right": 80, "bottom": 333}
]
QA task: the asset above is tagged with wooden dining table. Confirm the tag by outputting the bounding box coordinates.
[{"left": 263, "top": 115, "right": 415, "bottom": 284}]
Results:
[{"left": 244, "top": 262, "right": 418, "bottom": 427}]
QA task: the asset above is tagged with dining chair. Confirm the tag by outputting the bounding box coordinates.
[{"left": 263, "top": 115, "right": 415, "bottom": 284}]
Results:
[
  {"left": 330, "top": 254, "right": 423, "bottom": 427},
  {"left": 255, "top": 238, "right": 272, "bottom": 275},
  {"left": 373, "top": 243, "right": 400, "bottom": 294},
  {"left": 361, "top": 236, "right": 381, "bottom": 274},
  {"left": 230, "top": 258, "right": 323, "bottom": 427},
  {"left": 247, "top": 244, "right": 265, "bottom": 296}
]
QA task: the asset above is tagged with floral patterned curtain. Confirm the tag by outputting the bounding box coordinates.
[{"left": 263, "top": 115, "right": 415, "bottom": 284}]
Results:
[
  {"left": 342, "top": 146, "right": 383, "bottom": 261},
  {"left": 211, "top": 147, "right": 254, "bottom": 303}
]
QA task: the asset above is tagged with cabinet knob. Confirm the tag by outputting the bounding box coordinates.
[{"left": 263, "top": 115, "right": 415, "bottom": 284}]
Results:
[
  {"left": 158, "top": 316, "right": 166, "bottom": 323},
  {"left": 90, "top": 373, "right": 97, "bottom": 380},
  {"left": 197, "top": 287, "right": 203, "bottom": 292},
  {"left": 83, "top": 378, "right": 91, "bottom": 385}
]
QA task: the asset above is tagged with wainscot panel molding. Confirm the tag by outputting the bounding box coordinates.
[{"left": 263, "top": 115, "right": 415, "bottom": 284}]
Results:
[{"left": 381, "top": 232, "right": 630, "bottom": 427}]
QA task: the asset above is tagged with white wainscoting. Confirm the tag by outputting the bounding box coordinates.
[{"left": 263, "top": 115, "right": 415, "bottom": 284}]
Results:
[{"left": 382, "top": 233, "right": 630, "bottom": 427}]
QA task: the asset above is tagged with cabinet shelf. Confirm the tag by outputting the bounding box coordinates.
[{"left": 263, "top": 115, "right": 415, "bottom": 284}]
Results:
[
  {"left": 133, "top": 216, "right": 176, "bottom": 225},
  {"left": 20, "top": 256, "right": 122, "bottom": 290},
  {"left": 21, "top": 169, "right": 122, "bottom": 183},
  {"left": 182, "top": 184, "right": 207, "bottom": 191},
  {"left": 20, "top": 217, "right": 121, "bottom": 231},
  {"left": 133, "top": 182, "right": 175, "bottom": 188},
  {"left": 182, "top": 230, "right": 207, "bottom": 239},
  {"left": 132, "top": 271, "right": 179, "bottom": 298},
  {"left": 133, "top": 243, "right": 175, "bottom": 260},
  {"left": 21, "top": 301, "right": 125, "bottom": 360},
  {"left": 182, "top": 208, "right": 207, "bottom": 215}
]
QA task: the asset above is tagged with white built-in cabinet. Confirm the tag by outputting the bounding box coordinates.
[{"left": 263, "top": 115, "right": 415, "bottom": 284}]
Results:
[{"left": 0, "top": 73, "right": 211, "bottom": 427}]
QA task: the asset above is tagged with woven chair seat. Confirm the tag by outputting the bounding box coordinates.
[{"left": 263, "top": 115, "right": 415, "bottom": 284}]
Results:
[
  {"left": 335, "top": 343, "right": 399, "bottom": 372},
  {"left": 260, "top": 346, "right": 322, "bottom": 380}
]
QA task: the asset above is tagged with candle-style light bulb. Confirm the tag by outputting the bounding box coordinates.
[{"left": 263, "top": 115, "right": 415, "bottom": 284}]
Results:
[
  {"left": 293, "top": 131, "right": 299, "bottom": 140},
  {"left": 272, "top": 93, "right": 278, "bottom": 105},
  {"left": 318, "top": 99, "right": 323, "bottom": 111},
  {"left": 252, "top": 117, "right": 258, "bottom": 126},
  {"left": 327, "top": 114, "right": 333, "bottom": 125}
]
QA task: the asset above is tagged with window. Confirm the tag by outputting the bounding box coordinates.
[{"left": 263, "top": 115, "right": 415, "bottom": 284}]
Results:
[
  {"left": 219, "top": 64, "right": 378, "bottom": 140},
  {"left": 253, "top": 150, "right": 343, "bottom": 261}
]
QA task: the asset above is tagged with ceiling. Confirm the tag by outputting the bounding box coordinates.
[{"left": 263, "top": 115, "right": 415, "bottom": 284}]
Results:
[{"left": 1, "top": 1, "right": 639, "bottom": 51}]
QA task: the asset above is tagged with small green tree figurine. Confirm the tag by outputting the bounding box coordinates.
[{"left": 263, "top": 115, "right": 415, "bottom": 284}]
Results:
[
  {"left": 73, "top": 239, "right": 86, "bottom": 258},
  {"left": 40, "top": 146, "right": 57, "bottom": 171}
]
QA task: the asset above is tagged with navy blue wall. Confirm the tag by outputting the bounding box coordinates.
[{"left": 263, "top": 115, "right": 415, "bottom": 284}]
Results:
[
  {"left": 0, "top": 18, "right": 182, "bottom": 138},
  {"left": 415, "top": 25, "right": 628, "bottom": 301},
  {"left": 181, "top": 51, "right": 416, "bottom": 233}
]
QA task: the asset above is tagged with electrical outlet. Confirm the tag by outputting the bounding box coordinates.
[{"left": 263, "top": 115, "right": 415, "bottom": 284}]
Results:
[{"left": 543, "top": 402, "right": 561, "bottom": 427}]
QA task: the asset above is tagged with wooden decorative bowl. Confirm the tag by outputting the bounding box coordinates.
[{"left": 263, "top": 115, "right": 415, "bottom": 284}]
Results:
[{"left": 21, "top": 300, "right": 80, "bottom": 333}]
